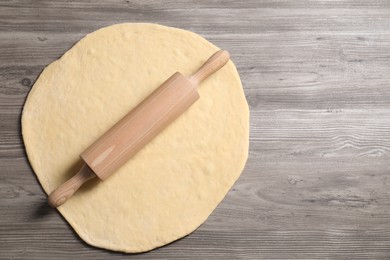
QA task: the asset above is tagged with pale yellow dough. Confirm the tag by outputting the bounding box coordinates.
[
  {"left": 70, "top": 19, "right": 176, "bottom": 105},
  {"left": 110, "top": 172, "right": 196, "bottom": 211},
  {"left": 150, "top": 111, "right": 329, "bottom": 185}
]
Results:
[{"left": 22, "top": 23, "right": 249, "bottom": 253}]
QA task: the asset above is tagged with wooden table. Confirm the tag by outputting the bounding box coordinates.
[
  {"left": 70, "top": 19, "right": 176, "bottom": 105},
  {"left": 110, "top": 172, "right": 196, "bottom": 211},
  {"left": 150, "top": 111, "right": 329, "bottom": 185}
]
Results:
[{"left": 1, "top": 1, "right": 390, "bottom": 259}]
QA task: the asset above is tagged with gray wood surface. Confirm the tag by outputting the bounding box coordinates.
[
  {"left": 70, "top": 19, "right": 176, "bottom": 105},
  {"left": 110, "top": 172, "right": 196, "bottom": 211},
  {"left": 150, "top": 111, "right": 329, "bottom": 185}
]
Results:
[{"left": 1, "top": 0, "right": 390, "bottom": 259}]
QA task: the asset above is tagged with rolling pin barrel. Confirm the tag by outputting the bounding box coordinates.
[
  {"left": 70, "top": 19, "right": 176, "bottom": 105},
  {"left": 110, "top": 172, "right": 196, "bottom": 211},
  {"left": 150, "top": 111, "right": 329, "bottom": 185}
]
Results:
[
  {"left": 81, "top": 72, "right": 200, "bottom": 180},
  {"left": 48, "top": 50, "right": 230, "bottom": 207}
]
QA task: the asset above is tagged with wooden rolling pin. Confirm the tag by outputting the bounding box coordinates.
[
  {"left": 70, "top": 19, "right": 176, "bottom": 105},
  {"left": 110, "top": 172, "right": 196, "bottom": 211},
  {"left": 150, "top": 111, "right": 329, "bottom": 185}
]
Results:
[{"left": 48, "top": 50, "right": 230, "bottom": 207}]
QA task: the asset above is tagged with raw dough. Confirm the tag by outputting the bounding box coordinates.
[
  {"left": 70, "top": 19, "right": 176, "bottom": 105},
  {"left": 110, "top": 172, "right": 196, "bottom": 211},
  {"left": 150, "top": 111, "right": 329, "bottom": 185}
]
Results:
[{"left": 22, "top": 23, "right": 248, "bottom": 253}]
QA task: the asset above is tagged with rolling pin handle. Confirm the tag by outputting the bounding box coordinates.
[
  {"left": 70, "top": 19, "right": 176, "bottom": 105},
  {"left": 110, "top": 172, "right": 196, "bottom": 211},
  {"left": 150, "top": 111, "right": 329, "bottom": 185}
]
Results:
[
  {"left": 188, "top": 50, "right": 230, "bottom": 86},
  {"left": 48, "top": 164, "right": 96, "bottom": 208}
]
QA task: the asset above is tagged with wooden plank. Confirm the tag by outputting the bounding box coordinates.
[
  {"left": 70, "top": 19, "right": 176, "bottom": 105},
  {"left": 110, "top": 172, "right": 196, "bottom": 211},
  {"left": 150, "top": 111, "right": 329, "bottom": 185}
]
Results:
[
  {"left": 1, "top": 2, "right": 390, "bottom": 34},
  {"left": 1, "top": 0, "right": 390, "bottom": 259}
]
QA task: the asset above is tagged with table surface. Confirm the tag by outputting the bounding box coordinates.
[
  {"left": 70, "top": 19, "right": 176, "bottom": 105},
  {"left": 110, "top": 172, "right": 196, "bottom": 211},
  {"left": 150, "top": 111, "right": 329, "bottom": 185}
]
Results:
[{"left": 1, "top": 1, "right": 390, "bottom": 259}]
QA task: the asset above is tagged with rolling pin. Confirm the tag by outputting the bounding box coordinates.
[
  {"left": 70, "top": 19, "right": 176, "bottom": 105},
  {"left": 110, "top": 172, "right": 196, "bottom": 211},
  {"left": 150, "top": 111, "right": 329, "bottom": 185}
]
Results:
[{"left": 48, "top": 50, "right": 230, "bottom": 207}]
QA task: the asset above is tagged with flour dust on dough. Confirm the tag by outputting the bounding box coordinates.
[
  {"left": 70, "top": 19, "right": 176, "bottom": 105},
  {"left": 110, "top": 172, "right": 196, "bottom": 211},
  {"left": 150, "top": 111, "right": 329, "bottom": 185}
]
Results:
[{"left": 22, "top": 23, "right": 249, "bottom": 253}]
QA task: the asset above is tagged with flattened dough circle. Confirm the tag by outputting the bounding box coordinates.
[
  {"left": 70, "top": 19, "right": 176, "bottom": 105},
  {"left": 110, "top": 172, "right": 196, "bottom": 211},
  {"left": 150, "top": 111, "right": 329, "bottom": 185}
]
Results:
[{"left": 22, "top": 23, "right": 249, "bottom": 253}]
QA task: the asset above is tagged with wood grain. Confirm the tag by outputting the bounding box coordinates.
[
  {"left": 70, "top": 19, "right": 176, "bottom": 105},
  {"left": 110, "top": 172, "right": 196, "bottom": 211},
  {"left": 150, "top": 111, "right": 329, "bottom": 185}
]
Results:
[{"left": 1, "top": 0, "right": 390, "bottom": 259}]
